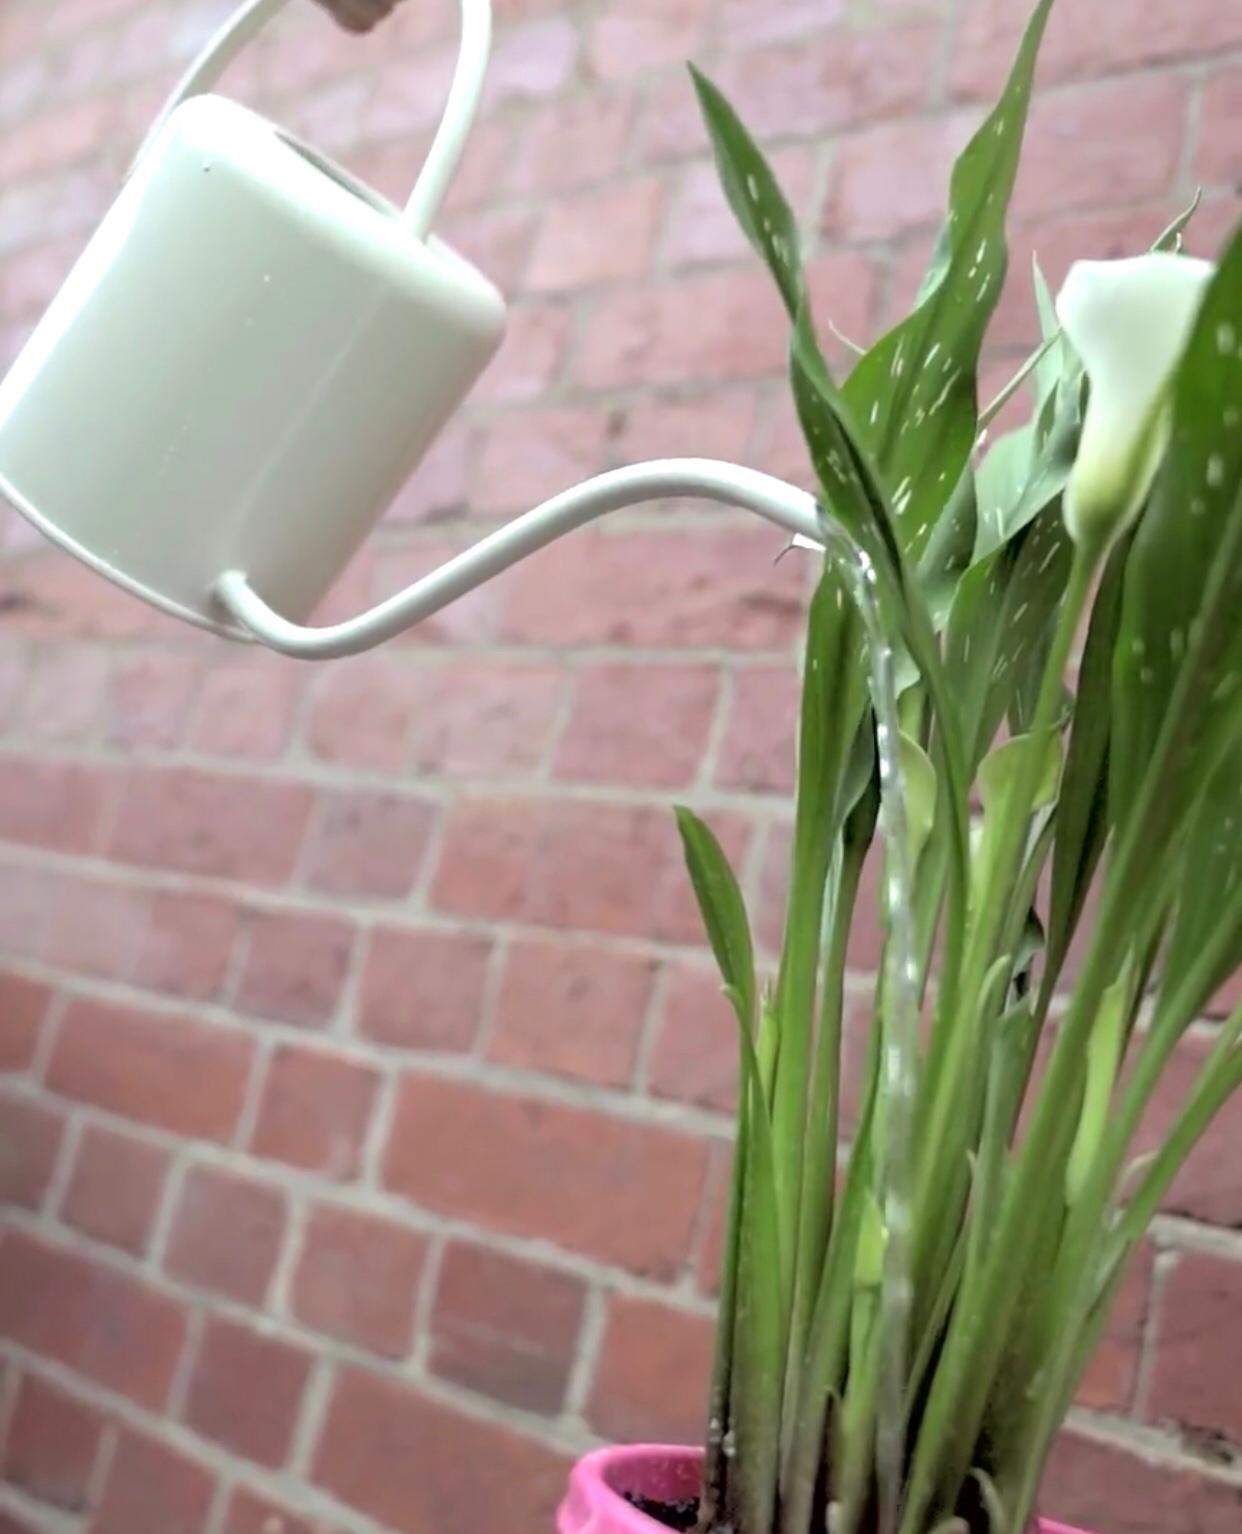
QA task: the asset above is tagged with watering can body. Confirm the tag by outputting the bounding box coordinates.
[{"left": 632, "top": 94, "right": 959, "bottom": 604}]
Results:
[{"left": 0, "top": 6, "right": 504, "bottom": 639}]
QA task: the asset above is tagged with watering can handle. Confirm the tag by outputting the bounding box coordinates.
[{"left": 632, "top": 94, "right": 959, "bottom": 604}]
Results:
[{"left": 136, "top": 0, "right": 492, "bottom": 238}]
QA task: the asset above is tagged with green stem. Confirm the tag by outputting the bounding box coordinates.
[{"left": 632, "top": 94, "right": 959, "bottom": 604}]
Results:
[
  {"left": 901, "top": 503, "right": 1241, "bottom": 1534},
  {"left": 784, "top": 843, "right": 864, "bottom": 1463},
  {"left": 911, "top": 547, "right": 1098, "bottom": 1295}
]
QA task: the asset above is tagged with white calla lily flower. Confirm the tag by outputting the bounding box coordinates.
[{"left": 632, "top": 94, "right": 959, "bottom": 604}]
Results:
[{"left": 1056, "top": 252, "right": 1215, "bottom": 550}]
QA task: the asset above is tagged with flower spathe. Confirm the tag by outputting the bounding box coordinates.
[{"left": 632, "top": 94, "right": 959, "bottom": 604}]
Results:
[{"left": 1056, "top": 252, "right": 1215, "bottom": 551}]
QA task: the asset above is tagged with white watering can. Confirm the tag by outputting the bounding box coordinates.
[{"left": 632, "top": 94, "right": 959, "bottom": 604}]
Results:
[{"left": 0, "top": 0, "right": 821, "bottom": 660}]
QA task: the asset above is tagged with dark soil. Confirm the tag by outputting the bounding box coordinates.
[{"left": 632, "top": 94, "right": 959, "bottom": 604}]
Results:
[{"left": 623, "top": 1492, "right": 700, "bottom": 1530}]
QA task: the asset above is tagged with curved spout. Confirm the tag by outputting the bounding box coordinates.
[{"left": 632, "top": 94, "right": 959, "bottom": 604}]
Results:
[{"left": 215, "top": 458, "right": 823, "bottom": 660}]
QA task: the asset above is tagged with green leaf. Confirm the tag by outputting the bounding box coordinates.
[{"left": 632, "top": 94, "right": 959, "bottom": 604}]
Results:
[
  {"left": 1161, "top": 735, "right": 1242, "bottom": 1015},
  {"left": 730, "top": 1018, "right": 787, "bottom": 1534},
  {"left": 1111, "top": 221, "right": 1242, "bottom": 831},
  {"left": 1031, "top": 255, "right": 1064, "bottom": 412},
  {"left": 675, "top": 807, "right": 757, "bottom": 1033},
  {"left": 976, "top": 403, "right": 1080, "bottom": 567},
  {"left": 1044, "top": 539, "right": 1129, "bottom": 990},
  {"left": 842, "top": 0, "right": 1056, "bottom": 561},
  {"left": 690, "top": 64, "right": 805, "bottom": 319},
  {"left": 917, "top": 467, "right": 978, "bottom": 629},
  {"left": 899, "top": 731, "right": 938, "bottom": 866},
  {"left": 978, "top": 731, "right": 1062, "bottom": 821},
  {"left": 1065, "top": 960, "right": 1133, "bottom": 1206},
  {"left": 974, "top": 425, "right": 1036, "bottom": 561},
  {"left": 1153, "top": 188, "right": 1202, "bottom": 254},
  {"left": 945, "top": 505, "right": 1073, "bottom": 768}
]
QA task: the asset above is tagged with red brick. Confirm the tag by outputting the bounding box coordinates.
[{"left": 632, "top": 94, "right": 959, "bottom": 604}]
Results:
[
  {"left": 1041, "top": 1431, "right": 1242, "bottom": 1533},
  {"left": 664, "top": 147, "right": 816, "bottom": 269},
  {"left": 0, "top": 95, "right": 112, "bottom": 181},
  {"left": 528, "top": 177, "right": 664, "bottom": 293},
  {"left": 607, "top": 390, "right": 757, "bottom": 467},
  {"left": 42, "top": 872, "right": 146, "bottom": 981},
  {"left": 539, "top": 805, "right": 752, "bottom": 945},
  {"left": 306, "top": 654, "right": 413, "bottom": 771},
  {"left": 1076, "top": 1241, "right": 1152, "bottom": 1414},
  {"left": 1131, "top": 1031, "right": 1242, "bottom": 1227},
  {"left": 291, "top": 1202, "right": 428, "bottom": 1358},
  {"left": 429, "top": 1241, "right": 585, "bottom": 1414},
  {"left": 1197, "top": 65, "right": 1242, "bottom": 190},
  {"left": 717, "top": 0, "right": 848, "bottom": 48},
  {"left": 441, "top": 204, "right": 539, "bottom": 293},
  {"left": 237, "top": 909, "right": 354, "bottom": 1028},
  {"left": 474, "top": 407, "right": 612, "bottom": 515},
  {"left": 440, "top": 112, "right": 522, "bottom": 213},
  {"left": 694, "top": 1145, "right": 733, "bottom": 1296},
  {"left": 60, "top": 1123, "right": 168, "bottom": 1256},
  {"left": 0, "top": 1231, "right": 187, "bottom": 1408},
  {"left": 512, "top": 89, "right": 636, "bottom": 195},
  {"left": 824, "top": 110, "right": 979, "bottom": 240},
  {"left": 485, "top": 17, "right": 578, "bottom": 107},
  {"left": 0, "top": 757, "right": 113, "bottom": 855},
  {"left": 587, "top": 1296, "right": 714, "bottom": 1444},
  {"left": 1012, "top": 77, "right": 1188, "bottom": 222},
  {"left": 647, "top": 960, "right": 739, "bottom": 1114},
  {"left": 93, "top": 1429, "right": 215, "bottom": 1534},
  {"left": 716, "top": 663, "right": 799, "bottom": 793},
  {"left": 261, "top": 3, "right": 375, "bottom": 94},
  {"left": 2, "top": 1372, "right": 103, "bottom": 1512},
  {"left": 17, "top": 644, "right": 109, "bottom": 742},
  {"left": 222, "top": 1488, "right": 324, "bottom": 1534},
  {"left": 587, "top": 0, "right": 709, "bottom": 79},
  {"left": 313, "top": 1367, "right": 570, "bottom": 1534},
  {"left": 406, "top": 660, "right": 564, "bottom": 777},
  {"left": 165, "top": 1165, "right": 287, "bottom": 1306},
  {"left": 637, "top": 20, "right": 933, "bottom": 161},
  {"left": 0, "top": 1092, "right": 62, "bottom": 1209},
  {"left": 716, "top": 23, "right": 936, "bottom": 141},
  {"left": 471, "top": 301, "right": 572, "bottom": 405},
  {"left": 0, "top": 867, "right": 53, "bottom": 972},
  {"left": 574, "top": 268, "right": 789, "bottom": 389},
  {"left": 0, "top": 548, "right": 179, "bottom": 642},
  {"left": 428, "top": 798, "right": 544, "bottom": 923},
  {"left": 554, "top": 663, "right": 719, "bottom": 789},
  {"left": 46, "top": 997, "right": 254, "bottom": 1143},
  {"left": 384, "top": 1075, "right": 709, "bottom": 1277},
  {"left": 489, "top": 938, "right": 655, "bottom": 1088},
  {"left": 385, "top": 417, "right": 471, "bottom": 525},
  {"left": 0, "top": 973, "right": 50, "bottom": 1073},
  {"left": 249, "top": 1044, "right": 380, "bottom": 1180},
  {"left": 184, "top": 1316, "right": 311, "bottom": 1469},
  {"left": 108, "top": 767, "right": 314, "bottom": 885},
  {"left": 951, "top": 0, "right": 1242, "bottom": 98},
  {"left": 189, "top": 654, "right": 302, "bottom": 761},
  {"left": 432, "top": 796, "right": 752, "bottom": 942},
  {"left": 107, "top": 651, "right": 201, "bottom": 749},
  {"left": 357, "top": 927, "right": 491, "bottom": 1053},
  {"left": 134, "top": 890, "right": 240, "bottom": 1001},
  {"left": 305, "top": 788, "right": 436, "bottom": 900},
  {"left": 1148, "top": 1251, "right": 1242, "bottom": 1449},
  {"left": 498, "top": 526, "right": 805, "bottom": 649}
]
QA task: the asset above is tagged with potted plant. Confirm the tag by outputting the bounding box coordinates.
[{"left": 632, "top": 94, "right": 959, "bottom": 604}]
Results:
[{"left": 559, "top": 1, "right": 1242, "bottom": 1530}]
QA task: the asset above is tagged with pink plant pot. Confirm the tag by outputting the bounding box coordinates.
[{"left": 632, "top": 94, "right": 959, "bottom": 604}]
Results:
[{"left": 557, "top": 1445, "right": 1093, "bottom": 1534}]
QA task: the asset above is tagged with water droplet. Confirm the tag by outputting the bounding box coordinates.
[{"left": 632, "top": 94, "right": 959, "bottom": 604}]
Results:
[
  {"left": 1217, "top": 321, "right": 1237, "bottom": 354},
  {"left": 1206, "top": 453, "right": 1225, "bottom": 488}
]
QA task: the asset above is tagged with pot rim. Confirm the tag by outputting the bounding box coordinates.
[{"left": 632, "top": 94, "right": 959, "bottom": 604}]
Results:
[{"left": 557, "top": 1444, "right": 1093, "bottom": 1534}]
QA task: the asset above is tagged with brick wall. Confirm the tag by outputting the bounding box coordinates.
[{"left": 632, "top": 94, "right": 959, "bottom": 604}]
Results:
[{"left": 0, "top": 1, "right": 1239, "bottom": 1531}]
